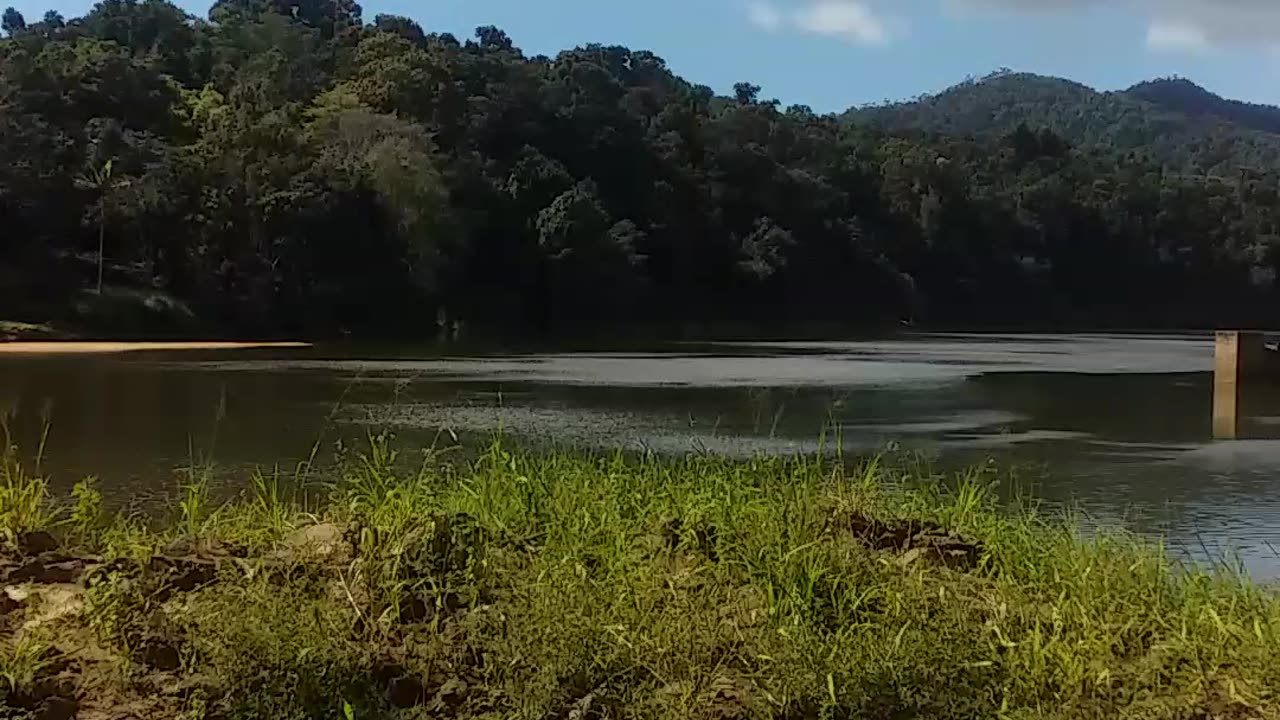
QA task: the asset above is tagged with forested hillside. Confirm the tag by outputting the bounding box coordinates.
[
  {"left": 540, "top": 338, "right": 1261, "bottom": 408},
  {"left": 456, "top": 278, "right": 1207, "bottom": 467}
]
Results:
[
  {"left": 1126, "top": 78, "right": 1280, "bottom": 138},
  {"left": 846, "top": 71, "right": 1280, "bottom": 176},
  {"left": 2, "top": 3, "right": 1279, "bottom": 339}
]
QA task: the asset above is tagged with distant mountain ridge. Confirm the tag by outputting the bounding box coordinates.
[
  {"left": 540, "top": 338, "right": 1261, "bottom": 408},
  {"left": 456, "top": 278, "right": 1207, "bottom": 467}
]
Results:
[
  {"left": 1126, "top": 77, "right": 1280, "bottom": 136},
  {"left": 844, "top": 72, "right": 1280, "bottom": 174}
]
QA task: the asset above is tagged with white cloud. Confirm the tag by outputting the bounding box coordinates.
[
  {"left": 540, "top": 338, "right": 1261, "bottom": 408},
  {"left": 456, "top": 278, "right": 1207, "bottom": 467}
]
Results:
[
  {"left": 947, "top": 0, "right": 1280, "bottom": 52},
  {"left": 1146, "top": 20, "right": 1209, "bottom": 53},
  {"left": 745, "top": 1, "right": 898, "bottom": 46},
  {"left": 748, "top": 1, "right": 784, "bottom": 31},
  {"left": 793, "top": 1, "right": 889, "bottom": 45},
  {"left": 1154, "top": 1, "right": 1280, "bottom": 51}
]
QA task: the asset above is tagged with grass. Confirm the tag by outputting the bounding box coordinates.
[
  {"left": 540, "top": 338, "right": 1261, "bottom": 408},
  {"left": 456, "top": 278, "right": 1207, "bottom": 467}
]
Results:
[
  {"left": 0, "top": 438, "right": 1276, "bottom": 719},
  {"left": 0, "top": 424, "right": 60, "bottom": 539}
]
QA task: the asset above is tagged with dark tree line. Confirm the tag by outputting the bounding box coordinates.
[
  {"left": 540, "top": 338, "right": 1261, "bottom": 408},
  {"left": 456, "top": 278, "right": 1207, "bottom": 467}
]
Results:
[{"left": 2, "top": 1, "right": 1278, "bottom": 339}]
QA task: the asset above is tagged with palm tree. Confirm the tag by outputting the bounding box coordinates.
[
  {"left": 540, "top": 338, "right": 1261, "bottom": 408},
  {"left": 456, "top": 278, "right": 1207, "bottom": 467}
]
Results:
[{"left": 75, "top": 159, "right": 128, "bottom": 295}]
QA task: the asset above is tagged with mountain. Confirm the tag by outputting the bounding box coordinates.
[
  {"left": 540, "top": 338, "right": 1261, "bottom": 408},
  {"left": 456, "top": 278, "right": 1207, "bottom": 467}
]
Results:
[
  {"left": 1126, "top": 77, "right": 1280, "bottom": 136},
  {"left": 844, "top": 72, "right": 1280, "bottom": 174}
]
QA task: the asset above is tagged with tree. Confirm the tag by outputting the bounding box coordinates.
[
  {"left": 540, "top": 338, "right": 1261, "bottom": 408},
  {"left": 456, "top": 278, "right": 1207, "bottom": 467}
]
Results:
[
  {"left": 372, "top": 14, "right": 424, "bottom": 46},
  {"left": 1, "top": 0, "right": 1278, "bottom": 337},
  {"left": 81, "top": 0, "right": 207, "bottom": 83},
  {"left": 1, "top": 6, "right": 24, "bottom": 36},
  {"left": 75, "top": 160, "right": 129, "bottom": 295}
]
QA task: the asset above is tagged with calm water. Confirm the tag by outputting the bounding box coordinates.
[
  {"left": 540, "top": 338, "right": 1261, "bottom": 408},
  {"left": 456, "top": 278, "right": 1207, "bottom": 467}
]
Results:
[{"left": 5, "top": 333, "right": 1280, "bottom": 576}]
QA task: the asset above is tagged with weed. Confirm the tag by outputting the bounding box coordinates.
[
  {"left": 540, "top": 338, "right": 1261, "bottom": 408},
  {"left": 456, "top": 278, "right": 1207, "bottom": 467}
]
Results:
[
  {"left": 250, "top": 469, "right": 288, "bottom": 528},
  {"left": 0, "top": 448, "right": 58, "bottom": 540},
  {"left": 70, "top": 476, "right": 103, "bottom": 538},
  {"left": 0, "top": 631, "right": 52, "bottom": 698},
  {"left": 177, "top": 466, "right": 214, "bottom": 538}
]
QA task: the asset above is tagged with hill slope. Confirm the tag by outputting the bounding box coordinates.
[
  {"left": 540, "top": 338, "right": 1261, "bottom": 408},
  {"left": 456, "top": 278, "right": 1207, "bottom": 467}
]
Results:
[
  {"left": 844, "top": 72, "right": 1280, "bottom": 174},
  {"left": 1126, "top": 77, "right": 1280, "bottom": 136}
]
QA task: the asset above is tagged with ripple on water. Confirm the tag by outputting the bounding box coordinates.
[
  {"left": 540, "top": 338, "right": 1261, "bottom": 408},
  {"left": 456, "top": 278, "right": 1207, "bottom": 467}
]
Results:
[{"left": 335, "top": 402, "right": 887, "bottom": 457}]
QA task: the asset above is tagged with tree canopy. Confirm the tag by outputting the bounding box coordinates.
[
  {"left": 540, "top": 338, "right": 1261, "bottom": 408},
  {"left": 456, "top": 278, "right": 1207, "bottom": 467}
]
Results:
[{"left": 2, "top": 3, "right": 1279, "bottom": 338}]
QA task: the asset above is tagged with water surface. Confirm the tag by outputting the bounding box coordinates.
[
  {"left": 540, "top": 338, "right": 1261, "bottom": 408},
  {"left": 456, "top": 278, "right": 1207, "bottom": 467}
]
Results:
[{"left": 4, "top": 333, "right": 1280, "bottom": 576}]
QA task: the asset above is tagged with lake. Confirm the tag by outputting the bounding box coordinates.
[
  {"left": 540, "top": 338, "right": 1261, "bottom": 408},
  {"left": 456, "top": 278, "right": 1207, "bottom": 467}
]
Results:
[{"left": 4, "top": 333, "right": 1280, "bottom": 577}]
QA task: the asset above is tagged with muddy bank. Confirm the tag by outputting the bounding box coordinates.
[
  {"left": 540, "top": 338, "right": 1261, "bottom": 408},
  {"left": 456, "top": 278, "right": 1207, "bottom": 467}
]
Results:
[
  {"left": 0, "top": 524, "right": 365, "bottom": 720},
  {"left": 0, "top": 322, "right": 67, "bottom": 342}
]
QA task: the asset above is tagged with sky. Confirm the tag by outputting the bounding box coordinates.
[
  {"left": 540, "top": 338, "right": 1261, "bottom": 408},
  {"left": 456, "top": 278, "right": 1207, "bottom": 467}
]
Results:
[{"left": 8, "top": 0, "right": 1280, "bottom": 113}]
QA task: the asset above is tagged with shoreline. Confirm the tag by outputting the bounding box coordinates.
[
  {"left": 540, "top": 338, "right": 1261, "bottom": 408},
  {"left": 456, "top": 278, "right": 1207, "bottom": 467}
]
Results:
[{"left": 0, "top": 341, "right": 312, "bottom": 355}]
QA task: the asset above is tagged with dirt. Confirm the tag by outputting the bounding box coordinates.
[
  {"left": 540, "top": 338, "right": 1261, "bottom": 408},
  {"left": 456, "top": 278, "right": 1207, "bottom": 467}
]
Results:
[
  {"left": 5, "top": 650, "right": 80, "bottom": 719},
  {"left": 0, "top": 524, "right": 386, "bottom": 719},
  {"left": 1192, "top": 678, "right": 1267, "bottom": 720},
  {"left": 847, "top": 514, "right": 984, "bottom": 570},
  {"left": 706, "top": 675, "right": 756, "bottom": 720},
  {"left": 0, "top": 537, "right": 241, "bottom": 719}
]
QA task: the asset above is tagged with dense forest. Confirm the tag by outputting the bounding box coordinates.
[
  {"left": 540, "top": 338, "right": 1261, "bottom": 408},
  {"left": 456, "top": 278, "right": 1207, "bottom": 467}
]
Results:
[{"left": 2, "top": 2, "right": 1279, "bottom": 339}]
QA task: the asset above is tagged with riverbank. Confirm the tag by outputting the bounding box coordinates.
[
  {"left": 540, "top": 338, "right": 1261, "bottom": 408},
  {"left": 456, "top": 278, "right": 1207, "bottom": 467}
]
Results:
[
  {"left": 0, "top": 443, "right": 1276, "bottom": 719},
  {"left": 0, "top": 322, "right": 66, "bottom": 342}
]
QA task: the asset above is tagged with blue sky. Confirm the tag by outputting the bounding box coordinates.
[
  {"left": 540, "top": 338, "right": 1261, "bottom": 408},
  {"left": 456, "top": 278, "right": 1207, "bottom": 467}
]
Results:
[{"left": 9, "top": 0, "right": 1280, "bottom": 112}]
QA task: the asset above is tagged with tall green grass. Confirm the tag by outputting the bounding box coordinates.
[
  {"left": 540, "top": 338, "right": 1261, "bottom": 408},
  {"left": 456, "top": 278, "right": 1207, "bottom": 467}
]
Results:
[
  {"left": 0, "top": 441, "right": 1276, "bottom": 719},
  {"left": 0, "top": 423, "right": 59, "bottom": 538}
]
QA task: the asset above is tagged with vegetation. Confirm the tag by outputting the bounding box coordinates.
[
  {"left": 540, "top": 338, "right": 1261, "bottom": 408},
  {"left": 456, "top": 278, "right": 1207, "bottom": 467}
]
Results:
[
  {"left": 0, "top": 438, "right": 1275, "bottom": 718},
  {"left": 5, "top": 4, "right": 1280, "bottom": 337},
  {"left": 846, "top": 71, "right": 1280, "bottom": 176}
]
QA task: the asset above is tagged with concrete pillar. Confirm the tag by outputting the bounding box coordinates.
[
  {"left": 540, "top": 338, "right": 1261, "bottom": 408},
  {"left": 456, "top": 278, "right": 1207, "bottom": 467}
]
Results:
[{"left": 1213, "top": 331, "right": 1265, "bottom": 439}]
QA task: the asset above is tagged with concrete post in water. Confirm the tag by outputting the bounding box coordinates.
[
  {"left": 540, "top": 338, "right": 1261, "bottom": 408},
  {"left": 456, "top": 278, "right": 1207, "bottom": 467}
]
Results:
[{"left": 1213, "top": 331, "right": 1266, "bottom": 440}]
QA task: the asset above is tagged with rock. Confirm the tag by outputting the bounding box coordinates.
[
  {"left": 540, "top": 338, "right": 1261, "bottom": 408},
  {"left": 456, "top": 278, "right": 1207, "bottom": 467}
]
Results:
[
  {"left": 10, "top": 556, "right": 90, "bottom": 585},
  {"left": 386, "top": 674, "right": 426, "bottom": 708},
  {"left": 847, "top": 514, "right": 983, "bottom": 570},
  {"left": 140, "top": 642, "right": 181, "bottom": 672},
  {"left": 428, "top": 677, "right": 468, "bottom": 712},
  {"left": 18, "top": 532, "right": 59, "bottom": 556},
  {"left": 36, "top": 695, "right": 77, "bottom": 720},
  {"left": 10, "top": 668, "right": 77, "bottom": 716},
  {"left": 163, "top": 537, "right": 238, "bottom": 560},
  {"left": 284, "top": 523, "right": 352, "bottom": 564},
  {"left": 150, "top": 556, "right": 217, "bottom": 587},
  {"left": 147, "top": 557, "right": 218, "bottom": 601},
  {"left": 397, "top": 594, "right": 432, "bottom": 624}
]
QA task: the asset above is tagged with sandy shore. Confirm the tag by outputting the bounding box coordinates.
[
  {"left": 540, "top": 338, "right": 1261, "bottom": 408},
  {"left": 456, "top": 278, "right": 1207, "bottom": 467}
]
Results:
[{"left": 0, "top": 341, "right": 312, "bottom": 355}]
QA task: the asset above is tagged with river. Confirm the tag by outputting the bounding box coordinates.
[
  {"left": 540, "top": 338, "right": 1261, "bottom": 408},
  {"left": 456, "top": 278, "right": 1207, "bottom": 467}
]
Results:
[{"left": 4, "top": 333, "right": 1280, "bottom": 576}]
